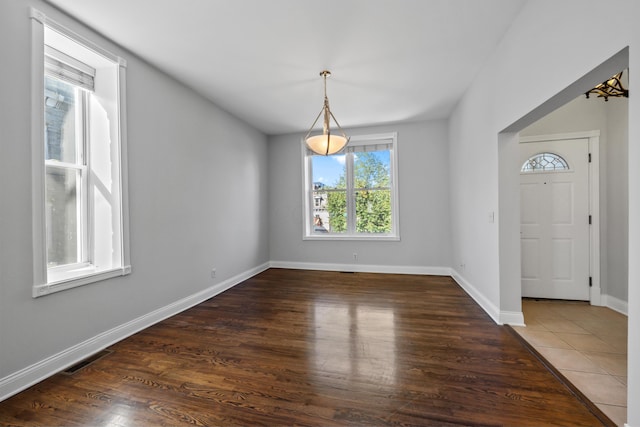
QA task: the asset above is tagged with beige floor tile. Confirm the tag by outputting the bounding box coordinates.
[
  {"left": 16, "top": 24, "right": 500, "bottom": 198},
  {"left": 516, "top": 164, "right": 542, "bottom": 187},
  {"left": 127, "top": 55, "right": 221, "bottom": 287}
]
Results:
[
  {"left": 538, "top": 319, "right": 590, "bottom": 334},
  {"left": 596, "top": 403, "right": 627, "bottom": 427},
  {"left": 515, "top": 329, "right": 572, "bottom": 349},
  {"left": 597, "top": 334, "right": 628, "bottom": 353},
  {"left": 520, "top": 311, "right": 546, "bottom": 323},
  {"left": 561, "top": 370, "right": 627, "bottom": 406},
  {"left": 519, "top": 299, "right": 628, "bottom": 419},
  {"left": 519, "top": 319, "right": 549, "bottom": 331},
  {"left": 511, "top": 324, "right": 526, "bottom": 334},
  {"left": 591, "top": 307, "right": 627, "bottom": 322},
  {"left": 615, "top": 376, "right": 627, "bottom": 386},
  {"left": 572, "top": 319, "right": 603, "bottom": 334},
  {"left": 555, "top": 332, "right": 623, "bottom": 353},
  {"left": 521, "top": 301, "right": 566, "bottom": 319},
  {"left": 536, "top": 347, "right": 606, "bottom": 373},
  {"left": 582, "top": 351, "right": 627, "bottom": 376},
  {"left": 576, "top": 319, "right": 628, "bottom": 338},
  {"left": 557, "top": 308, "right": 600, "bottom": 322}
]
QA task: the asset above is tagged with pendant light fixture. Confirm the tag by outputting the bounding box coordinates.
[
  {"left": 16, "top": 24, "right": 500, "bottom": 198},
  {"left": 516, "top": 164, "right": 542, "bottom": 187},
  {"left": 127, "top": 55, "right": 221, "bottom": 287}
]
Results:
[
  {"left": 304, "top": 70, "right": 349, "bottom": 156},
  {"left": 585, "top": 71, "right": 629, "bottom": 101}
]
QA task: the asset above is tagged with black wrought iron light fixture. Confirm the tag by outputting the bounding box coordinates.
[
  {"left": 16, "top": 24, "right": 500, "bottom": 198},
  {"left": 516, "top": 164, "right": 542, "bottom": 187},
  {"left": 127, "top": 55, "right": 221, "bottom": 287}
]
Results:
[
  {"left": 585, "top": 71, "right": 629, "bottom": 101},
  {"left": 304, "top": 70, "right": 349, "bottom": 156}
]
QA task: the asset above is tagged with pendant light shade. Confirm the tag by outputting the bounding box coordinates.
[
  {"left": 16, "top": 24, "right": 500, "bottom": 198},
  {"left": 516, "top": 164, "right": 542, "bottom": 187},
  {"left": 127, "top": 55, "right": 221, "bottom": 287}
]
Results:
[
  {"left": 305, "top": 134, "right": 348, "bottom": 156},
  {"left": 304, "top": 70, "right": 349, "bottom": 155}
]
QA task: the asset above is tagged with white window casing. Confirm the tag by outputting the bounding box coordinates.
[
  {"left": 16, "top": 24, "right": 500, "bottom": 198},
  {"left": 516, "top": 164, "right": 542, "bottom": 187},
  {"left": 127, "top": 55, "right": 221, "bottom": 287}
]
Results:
[
  {"left": 30, "top": 8, "right": 131, "bottom": 297},
  {"left": 302, "top": 132, "right": 400, "bottom": 241}
]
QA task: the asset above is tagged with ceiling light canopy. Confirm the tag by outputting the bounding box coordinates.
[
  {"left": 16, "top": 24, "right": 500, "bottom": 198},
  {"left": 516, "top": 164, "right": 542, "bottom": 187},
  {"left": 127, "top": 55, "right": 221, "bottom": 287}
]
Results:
[
  {"left": 304, "top": 70, "right": 349, "bottom": 156},
  {"left": 585, "top": 71, "right": 629, "bottom": 101}
]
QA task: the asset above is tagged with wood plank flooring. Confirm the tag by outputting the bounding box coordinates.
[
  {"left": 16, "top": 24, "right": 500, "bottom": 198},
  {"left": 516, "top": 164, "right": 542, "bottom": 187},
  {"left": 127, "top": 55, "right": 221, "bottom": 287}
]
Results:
[{"left": 0, "top": 269, "right": 612, "bottom": 426}]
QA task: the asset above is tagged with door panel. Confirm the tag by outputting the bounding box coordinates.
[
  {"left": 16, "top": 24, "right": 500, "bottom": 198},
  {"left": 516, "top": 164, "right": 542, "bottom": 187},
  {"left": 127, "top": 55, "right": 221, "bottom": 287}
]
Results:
[
  {"left": 552, "top": 238, "right": 572, "bottom": 280},
  {"left": 520, "top": 183, "right": 539, "bottom": 224},
  {"left": 551, "top": 182, "right": 573, "bottom": 224},
  {"left": 520, "top": 139, "right": 589, "bottom": 301},
  {"left": 521, "top": 239, "right": 539, "bottom": 279}
]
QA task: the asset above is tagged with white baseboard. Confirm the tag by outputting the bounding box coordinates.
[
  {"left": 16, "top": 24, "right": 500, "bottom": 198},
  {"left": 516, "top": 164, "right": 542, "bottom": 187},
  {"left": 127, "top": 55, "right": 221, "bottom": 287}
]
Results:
[
  {"left": 449, "top": 269, "right": 524, "bottom": 326},
  {"left": 0, "top": 262, "right": 270, "bottom": 403},
  {"left": 269, "top": 260, "right": 451, "bottom": 276},
  {"left": 271, "top": 263, "right": 524, "bottom": 326},
  {"left": 450, "top": 269, "right": 500, "bottom": 324},
  {"left": 602, "top": 294, "right": 629, "bottom": 316},
  {"left": 499, "top": 311, "right": 526, "bottom": 326}
]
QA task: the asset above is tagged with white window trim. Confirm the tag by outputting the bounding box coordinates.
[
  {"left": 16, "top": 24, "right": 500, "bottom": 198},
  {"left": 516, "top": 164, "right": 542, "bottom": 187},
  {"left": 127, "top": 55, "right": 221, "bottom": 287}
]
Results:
[
  {"left": 30, "top": 8, "right": 131, "bottom": 297},
  {"left": 302, "top": 132, "right": 400, "bottom": 241}
]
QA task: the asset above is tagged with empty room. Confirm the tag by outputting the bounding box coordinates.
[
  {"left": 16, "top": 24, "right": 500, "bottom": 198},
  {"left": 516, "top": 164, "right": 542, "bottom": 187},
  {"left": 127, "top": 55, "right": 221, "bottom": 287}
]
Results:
[{"left": 0, "top": 0, "right": 638, "bottom": 426}]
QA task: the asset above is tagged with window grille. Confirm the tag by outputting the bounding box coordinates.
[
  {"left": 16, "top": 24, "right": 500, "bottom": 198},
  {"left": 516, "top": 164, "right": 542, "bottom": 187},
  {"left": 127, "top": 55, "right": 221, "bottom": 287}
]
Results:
[{"left": 521, "top": 152, "right": 569, "bottom": 172}]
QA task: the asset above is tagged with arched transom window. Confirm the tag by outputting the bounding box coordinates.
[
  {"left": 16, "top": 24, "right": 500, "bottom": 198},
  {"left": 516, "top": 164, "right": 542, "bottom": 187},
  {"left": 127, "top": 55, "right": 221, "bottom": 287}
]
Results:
[{"left": 521, "top": 152, "right": 569, "bottom": 172}]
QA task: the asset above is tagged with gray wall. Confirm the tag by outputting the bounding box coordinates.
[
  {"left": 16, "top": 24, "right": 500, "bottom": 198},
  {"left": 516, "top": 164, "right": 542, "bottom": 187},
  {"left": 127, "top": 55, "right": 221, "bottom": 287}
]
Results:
[
  {"left": 268, "top": 120, "right": 451, "bottom": 271},
  {"left": 605, "top": 97, "right": 629, "bottom": 303},
  {"left": 0, "top": 0, "right": 269, "bottom": 382},
  {"left": 521, "top": 95, "right": 629, "bottom": 303}
]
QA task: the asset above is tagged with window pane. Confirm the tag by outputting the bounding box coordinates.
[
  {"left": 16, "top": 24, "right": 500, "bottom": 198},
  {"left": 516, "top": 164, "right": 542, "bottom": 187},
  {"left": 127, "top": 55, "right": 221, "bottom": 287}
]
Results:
[
  {"left": 311, "top": 154, "right": 346, "bottom": 189},
  {"left": 323, "top": 190, "right": 347, "bottom": 233},
  {"left": 311, "top": 154, "right": 346, "bottom": 234},
  {"left": 354, "top": 151, "right": 391, "bottom": 233},
  {"left": 354, "top": 150, "right": 391, "bottom": 188},
  {"left": 313, "top": 189, "right": 347, "bottom": 233},
  {"left": 45, "top": 76, "right": 78, "bottom": 163},
  {"left": 356, "top": 189, "right": 392, "bottom": 233},
  {"left": 45, "top": 167, "right": 80, "bottom": 267},
  {"left": 521, "top": 152, "right": 569, "bottom": 172}
]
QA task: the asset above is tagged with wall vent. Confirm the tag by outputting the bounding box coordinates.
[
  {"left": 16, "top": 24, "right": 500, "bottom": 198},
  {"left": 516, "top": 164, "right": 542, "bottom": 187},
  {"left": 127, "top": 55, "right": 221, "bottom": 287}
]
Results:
[{"left": 62, "top": 350, "right": 112, "bottom": 375}]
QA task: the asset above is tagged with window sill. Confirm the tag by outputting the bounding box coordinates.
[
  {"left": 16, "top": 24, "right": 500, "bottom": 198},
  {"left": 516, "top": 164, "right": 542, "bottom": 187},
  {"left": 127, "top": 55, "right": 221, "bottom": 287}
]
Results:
[
  {"left": 33, "top": 265, "right": 132, "bottom": 298},
  {"left": 303, "top": 234, "right": 400, "bottom": 242}
]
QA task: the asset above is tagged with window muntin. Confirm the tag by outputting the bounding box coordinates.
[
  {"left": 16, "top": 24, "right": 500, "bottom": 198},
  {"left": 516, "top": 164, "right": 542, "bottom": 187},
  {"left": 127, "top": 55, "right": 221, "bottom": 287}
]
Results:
[
  {"left": 304, "top": 133, "right": 399, "bottom": 240},
  {"left": 521, "top": 152, "right": 569, "bottom": 172}
]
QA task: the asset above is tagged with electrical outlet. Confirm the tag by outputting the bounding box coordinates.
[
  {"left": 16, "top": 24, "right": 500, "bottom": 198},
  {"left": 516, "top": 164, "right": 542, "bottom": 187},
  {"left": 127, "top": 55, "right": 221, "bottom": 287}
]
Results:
[{"left": 211, "top": 268, "right": 216, "bottom": 278}]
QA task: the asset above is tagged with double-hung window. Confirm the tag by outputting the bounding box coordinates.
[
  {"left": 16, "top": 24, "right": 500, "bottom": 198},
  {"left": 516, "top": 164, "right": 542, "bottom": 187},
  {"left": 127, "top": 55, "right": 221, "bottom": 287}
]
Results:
[
  {"left": 31, "top": 9, "right": 131, "bottom": 296},
  {"left": 303, "top": 133, "right": 399, "bottom": 240},
  {"left": 44, "top": 50, "right": 91, "bottom": 272}
]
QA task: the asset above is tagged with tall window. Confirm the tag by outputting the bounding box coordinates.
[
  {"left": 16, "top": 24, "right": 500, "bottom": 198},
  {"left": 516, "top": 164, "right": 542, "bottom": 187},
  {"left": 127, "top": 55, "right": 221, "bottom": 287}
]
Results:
[
  {"left": 303, "top": 133, "right": 399, "bottom": 240},
  {"left": 31, "top": 9, "right": 131, "bottom": 296}
]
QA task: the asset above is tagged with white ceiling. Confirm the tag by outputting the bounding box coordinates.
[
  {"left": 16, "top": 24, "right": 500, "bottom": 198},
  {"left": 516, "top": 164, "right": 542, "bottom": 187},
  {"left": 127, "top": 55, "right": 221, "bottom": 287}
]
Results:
[{"left": 46, "top": 0, "right": 526, "bottom": 135}]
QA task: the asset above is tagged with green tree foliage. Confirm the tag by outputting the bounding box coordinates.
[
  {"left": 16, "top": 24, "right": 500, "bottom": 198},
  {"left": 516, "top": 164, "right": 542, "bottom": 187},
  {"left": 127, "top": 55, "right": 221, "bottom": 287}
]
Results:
[
  {"left": 326, "top": 171, "right": 347, "bottom": 232},
  {"left": 354, "top": 152, "right": 391, "bottom": 233},
  {"left": 326, "top": 152, "right": 391, "bottom": 233}
]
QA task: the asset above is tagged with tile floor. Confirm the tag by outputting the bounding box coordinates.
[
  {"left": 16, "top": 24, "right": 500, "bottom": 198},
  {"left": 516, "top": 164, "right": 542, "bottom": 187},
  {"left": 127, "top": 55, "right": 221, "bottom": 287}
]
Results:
[{"left": 513, "top": 299, "right": 628, "bottom": 426}]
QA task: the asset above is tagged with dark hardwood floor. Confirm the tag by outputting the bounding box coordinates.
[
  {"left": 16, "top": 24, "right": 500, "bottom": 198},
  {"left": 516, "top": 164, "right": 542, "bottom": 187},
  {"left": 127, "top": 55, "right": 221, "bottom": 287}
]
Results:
[{"left": 0, "top": 269, "right": 613, "bottom": 426}]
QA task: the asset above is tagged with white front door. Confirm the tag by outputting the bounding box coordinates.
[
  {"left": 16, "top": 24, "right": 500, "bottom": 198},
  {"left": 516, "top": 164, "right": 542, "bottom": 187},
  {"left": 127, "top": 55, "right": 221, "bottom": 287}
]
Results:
[{"left": 520, "top": 138, "right": 590, "bottom": 300}]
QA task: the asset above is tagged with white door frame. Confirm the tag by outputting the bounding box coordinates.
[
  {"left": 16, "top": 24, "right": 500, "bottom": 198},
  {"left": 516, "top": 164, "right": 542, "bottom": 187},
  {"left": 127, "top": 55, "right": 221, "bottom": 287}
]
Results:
[{"left": 519, "top": 130, "right": 601, "bottom": 306}]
